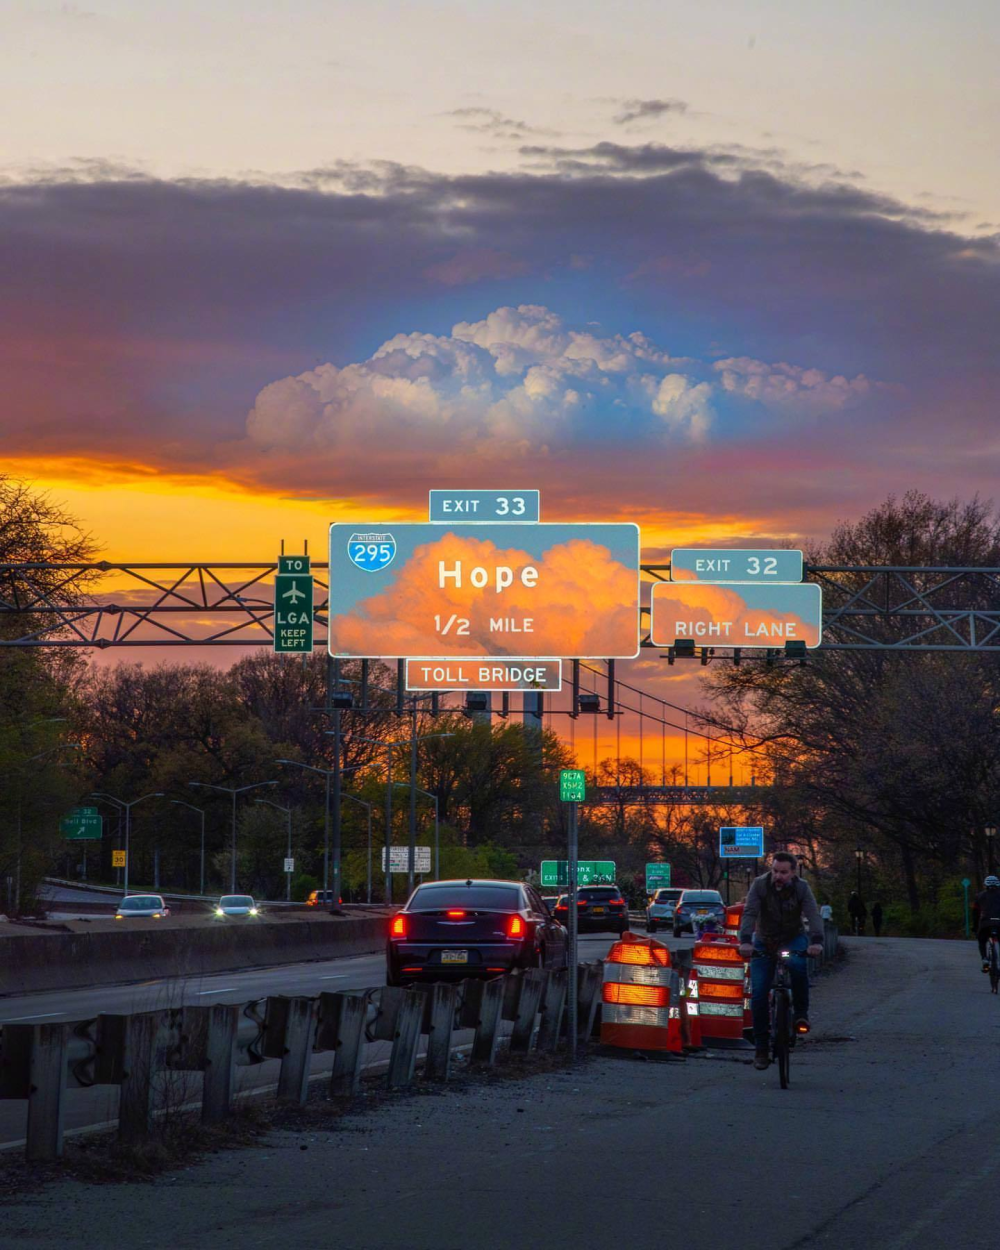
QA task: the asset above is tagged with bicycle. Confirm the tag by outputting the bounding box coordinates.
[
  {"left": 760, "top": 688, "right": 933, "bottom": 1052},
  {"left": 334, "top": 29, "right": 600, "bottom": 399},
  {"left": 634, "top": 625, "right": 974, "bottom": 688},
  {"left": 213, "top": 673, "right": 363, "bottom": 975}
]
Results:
[
  {"left": 755, "top": 947, "right": 806, "bottom": 1089},
  {"left": 987, "top": 925, "right": 1000, "bottom": 994}
]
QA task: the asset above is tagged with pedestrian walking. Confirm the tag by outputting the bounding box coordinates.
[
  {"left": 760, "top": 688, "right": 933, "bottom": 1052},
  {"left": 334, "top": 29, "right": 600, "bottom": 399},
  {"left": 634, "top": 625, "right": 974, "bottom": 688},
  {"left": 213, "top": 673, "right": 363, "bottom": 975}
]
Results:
[
  {"left": 848, "top": 891, "right": 867, "bottom": 936},
  {"left": 871, "top": 901, "right": 883, "bottom": 936}
]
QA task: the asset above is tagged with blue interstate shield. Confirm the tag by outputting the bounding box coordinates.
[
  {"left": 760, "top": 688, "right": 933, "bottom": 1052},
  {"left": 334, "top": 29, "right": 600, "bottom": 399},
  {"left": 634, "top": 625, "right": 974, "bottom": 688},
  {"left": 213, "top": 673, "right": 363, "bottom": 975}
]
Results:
[{"left": 347, "top": 532, "right": 396, "bottom": 572}]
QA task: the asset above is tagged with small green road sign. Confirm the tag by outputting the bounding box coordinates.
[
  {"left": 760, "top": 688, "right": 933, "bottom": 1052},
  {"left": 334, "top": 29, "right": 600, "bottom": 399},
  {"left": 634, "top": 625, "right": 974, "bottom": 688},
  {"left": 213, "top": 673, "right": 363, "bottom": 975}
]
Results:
[
  {"left": 61, "top": 808, "right": 102, "bottom": 841},
  {"left": 274, "top": 563, "right": 314, "bottom": 653},
  {"left": 559, "top": 769, "right": 586, "bottom": 802},
  {"left": 962, "top": 877, "right": 971, "bottom": 887},
  {"left": 645, "top": 862, "right": 671, "bottom": 891},
  {"left": 540, "top": 859, "right": 615, "bottom": 888}
]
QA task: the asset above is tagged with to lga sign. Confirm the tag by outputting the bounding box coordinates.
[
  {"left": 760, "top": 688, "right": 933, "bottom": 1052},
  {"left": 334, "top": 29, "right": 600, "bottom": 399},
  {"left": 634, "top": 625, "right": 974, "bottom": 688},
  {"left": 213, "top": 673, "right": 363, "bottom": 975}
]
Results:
[
  {"left": 328, "top": 522, "right": 640, "bottom": 659},
  {"left": 651, "top": 582, "right": 823, "bottom": 648}
]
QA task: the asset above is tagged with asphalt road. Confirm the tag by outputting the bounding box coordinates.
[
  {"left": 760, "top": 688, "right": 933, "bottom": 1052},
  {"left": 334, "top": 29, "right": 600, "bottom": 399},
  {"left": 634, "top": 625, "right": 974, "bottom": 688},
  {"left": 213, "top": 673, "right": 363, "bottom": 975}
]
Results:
[
  {"left": 0, "top": 930, "right": 638, "bottom": 1150},
  {"left": 4, "top": 935, "right": 999, "bottom": 1250}
]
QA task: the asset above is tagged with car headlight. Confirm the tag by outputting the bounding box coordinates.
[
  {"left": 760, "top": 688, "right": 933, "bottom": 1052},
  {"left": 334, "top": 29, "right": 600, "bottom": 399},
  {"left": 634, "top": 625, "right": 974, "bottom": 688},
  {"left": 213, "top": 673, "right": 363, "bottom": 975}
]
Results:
[
  {"left": 249, "top": 908, "right": 258, "bottom": 916},
  {"left": 215, "top": 907, "right": 224, "bottom": 916}
]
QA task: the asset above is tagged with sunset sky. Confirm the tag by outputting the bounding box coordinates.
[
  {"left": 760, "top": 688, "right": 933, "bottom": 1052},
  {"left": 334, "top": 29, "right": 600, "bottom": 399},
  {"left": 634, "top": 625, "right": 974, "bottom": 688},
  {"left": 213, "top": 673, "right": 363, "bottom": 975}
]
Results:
[{"left": 3, "top": 0, "right": 998, "bottom": 775}]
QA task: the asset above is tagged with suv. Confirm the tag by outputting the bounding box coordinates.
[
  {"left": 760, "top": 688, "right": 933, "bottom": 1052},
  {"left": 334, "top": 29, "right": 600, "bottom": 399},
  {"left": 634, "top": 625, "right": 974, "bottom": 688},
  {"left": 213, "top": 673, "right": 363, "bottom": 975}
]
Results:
[
  {"left": 306, "top": 890, "right": 342, "bottom": 907},
  {"left": 673, "top": 889, "right": 726, "bottom": 936},
  {"left": 646, "top": 887, "right": 683, "bottom": 933},
  {"left": 553, "top": 885, "right": 628, "bottom": 935}
]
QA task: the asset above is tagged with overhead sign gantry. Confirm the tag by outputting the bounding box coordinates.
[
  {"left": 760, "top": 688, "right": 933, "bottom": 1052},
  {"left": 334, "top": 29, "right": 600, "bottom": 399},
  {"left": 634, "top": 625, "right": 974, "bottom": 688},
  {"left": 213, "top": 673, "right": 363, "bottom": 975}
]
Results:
[{"left": 328, "top": 491, "right": 640, "bottom": 688}]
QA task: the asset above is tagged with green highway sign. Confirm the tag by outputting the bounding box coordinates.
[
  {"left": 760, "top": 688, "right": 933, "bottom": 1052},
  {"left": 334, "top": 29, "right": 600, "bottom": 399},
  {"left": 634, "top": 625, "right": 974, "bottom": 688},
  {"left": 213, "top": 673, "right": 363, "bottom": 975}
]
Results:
[
  {"left": 61, "top": 807, "right": 102, "bottom": 841},
  {"left": 274, "top": 560, "right": 314, "bottom": 653},
  {"left": 645, "top": 862, "right": 671, "bottom": 891},
  {"left": 540, "top": 859, "right": 615, "bottom": 888},
  {"left": 559, "top": 769, "right": 586, "bottom": 802}
]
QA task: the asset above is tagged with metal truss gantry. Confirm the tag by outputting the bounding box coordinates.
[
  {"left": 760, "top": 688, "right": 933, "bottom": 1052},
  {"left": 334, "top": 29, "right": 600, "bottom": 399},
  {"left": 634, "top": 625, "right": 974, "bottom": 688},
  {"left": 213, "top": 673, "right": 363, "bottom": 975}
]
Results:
[{"left": 2, "top": 560, "right": 1000, "bottom": 652}]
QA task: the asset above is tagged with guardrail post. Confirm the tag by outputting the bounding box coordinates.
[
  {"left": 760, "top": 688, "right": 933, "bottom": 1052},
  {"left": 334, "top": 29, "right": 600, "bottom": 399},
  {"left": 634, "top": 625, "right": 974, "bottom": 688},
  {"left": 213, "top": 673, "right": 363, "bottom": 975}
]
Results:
[
  {"left": 261, "top": 996, "right": 293, "bottom": 1059},
  {"left": 386, "top": 990, "right": 424, "bottom": 1089},
  {"left": 317, "top": 992, "right": 367, "bottom": 1098},
  {"left": 509, "top": 969, "right": 546, "bottom": 1054},
  {"left": 26, "top": 1023, "right": 68, "bottom": 1161},
  {"left": 118, "top": 1012, "right": 160, "bottom": 1144},
  {"left": 277, "top": 997, "right": 318, "bottom": 1105},
  {"left": 371, "top": 987, "right": 406, "bottom": 1042},
  {"left": 536, "top": 968, "right": 567, "bottom": 1051},
  {"left": 576, "top": 963, "right": 603, "bottom": 1042},
  {"left": 202, "top": 1004, "right": 238, "bottom": 1124},
  {"left": 462, "top": 978, "right": 504, "bottom": 1066},
  {"left": 423, "top": 983, "right": 458, "bottom": 1081},
  {"left": 94, "top": 1013, "right": 128, "bottom": 1084}
]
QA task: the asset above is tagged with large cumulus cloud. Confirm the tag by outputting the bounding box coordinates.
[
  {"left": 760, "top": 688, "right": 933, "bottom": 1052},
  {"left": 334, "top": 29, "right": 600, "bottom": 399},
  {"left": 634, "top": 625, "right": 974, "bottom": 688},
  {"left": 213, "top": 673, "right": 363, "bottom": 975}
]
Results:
[{"left": 246, "top": 303, "right": 881, "bottom": 457}]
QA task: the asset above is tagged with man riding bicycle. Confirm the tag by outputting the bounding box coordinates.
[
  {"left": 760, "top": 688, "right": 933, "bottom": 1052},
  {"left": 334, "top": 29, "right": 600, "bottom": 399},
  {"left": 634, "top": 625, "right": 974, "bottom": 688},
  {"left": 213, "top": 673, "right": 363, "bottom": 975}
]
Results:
[
  {"left": 972, "top": 875, "right": 1000, "bottom": 972},
  {"left": 738, "top": 852, "right": 824, "bottom": 1071}
]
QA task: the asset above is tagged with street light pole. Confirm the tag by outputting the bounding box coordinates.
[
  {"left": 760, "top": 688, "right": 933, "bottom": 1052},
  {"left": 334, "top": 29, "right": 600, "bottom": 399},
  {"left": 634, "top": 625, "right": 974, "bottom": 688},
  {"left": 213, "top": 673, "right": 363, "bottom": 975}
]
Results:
[
  {"left": 358, "top": 730, "right": 452, "bottom": 902},
  {"left": 92, "top": 790, "right": 164, "bottom": 895},
  {"left": 275, "top": 760, "right": 364, "bottom": 910},
  {"left": 987, "top": 826, "right": 997, "bottom": 876},
  {"left": 254, "top": 797, "right": 294, "bottom": 900},
  {"left": 392, "top": 783, "right": 439, "bottom": 880},
  {"left": 188, "top": 780, "right": 278, "bottom": 894},
  {"left": 169, "top": 800, "right": 207, "bottom": 895},
  {"left": 342, "top": 794, "right": 373, "bottom": 903}
]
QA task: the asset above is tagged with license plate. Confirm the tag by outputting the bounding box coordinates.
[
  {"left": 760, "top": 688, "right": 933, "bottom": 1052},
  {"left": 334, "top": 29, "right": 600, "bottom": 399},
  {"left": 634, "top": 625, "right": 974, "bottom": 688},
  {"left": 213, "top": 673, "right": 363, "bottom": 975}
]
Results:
[
  {"left": 592, "top": 907, "right": 606, "bottom": 914},
  {"left": 697, "top": 910, "right": 709, "bottom": 916},
  {"left": 441, "top": 950, "right": 468, "bottom": 964}
]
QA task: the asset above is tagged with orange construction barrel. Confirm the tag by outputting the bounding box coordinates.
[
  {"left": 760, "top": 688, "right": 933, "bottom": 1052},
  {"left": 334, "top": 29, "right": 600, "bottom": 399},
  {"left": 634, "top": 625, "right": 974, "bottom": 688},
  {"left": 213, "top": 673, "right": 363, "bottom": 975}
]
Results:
[
  {"left": 693, "top": 935, "right": 749, "bottom": 1043},
  {"left": 600, "top": 932, "right": 680, "bottom": 1053}
]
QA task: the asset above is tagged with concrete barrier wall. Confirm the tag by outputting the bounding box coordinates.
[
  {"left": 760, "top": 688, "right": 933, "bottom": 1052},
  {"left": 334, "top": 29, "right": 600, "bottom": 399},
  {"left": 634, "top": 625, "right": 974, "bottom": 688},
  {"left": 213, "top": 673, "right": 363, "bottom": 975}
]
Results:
[{"left": 0, "top": 915, "right": 389, "bottom": 997}]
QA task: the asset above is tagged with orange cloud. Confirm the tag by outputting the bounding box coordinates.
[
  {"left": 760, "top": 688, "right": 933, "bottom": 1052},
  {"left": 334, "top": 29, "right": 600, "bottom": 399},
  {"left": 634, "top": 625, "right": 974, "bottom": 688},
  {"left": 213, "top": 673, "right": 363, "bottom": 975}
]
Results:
[{"left": 330, "top": 532, "right": 638, "bottom": 659}]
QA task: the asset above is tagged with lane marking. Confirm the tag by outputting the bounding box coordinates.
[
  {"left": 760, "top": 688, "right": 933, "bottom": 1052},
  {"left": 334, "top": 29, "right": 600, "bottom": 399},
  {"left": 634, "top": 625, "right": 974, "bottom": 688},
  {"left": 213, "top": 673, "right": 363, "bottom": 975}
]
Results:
[
  {"left": 319, "top": 974, "right": 348, "bottom": 980},
  {"left": 197, "top": 987, "right": 237, "bottom": 995},
  {"left": 0, "top": 1012, "right": 64, "bottom": 1022}
]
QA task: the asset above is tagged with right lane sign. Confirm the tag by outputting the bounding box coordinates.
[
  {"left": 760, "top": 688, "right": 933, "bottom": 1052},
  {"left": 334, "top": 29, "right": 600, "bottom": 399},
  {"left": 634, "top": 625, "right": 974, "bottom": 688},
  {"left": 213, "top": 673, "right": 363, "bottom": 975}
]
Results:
[{"left": 651, "top": 582, "right": 822, "bottom": 649}]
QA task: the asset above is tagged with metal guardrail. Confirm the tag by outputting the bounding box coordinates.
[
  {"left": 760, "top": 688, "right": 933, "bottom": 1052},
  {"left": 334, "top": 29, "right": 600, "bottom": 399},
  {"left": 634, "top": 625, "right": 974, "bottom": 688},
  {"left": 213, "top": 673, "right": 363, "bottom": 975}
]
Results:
[{"left": 0, "top": 963, "right": 605, "bottom": 1162}]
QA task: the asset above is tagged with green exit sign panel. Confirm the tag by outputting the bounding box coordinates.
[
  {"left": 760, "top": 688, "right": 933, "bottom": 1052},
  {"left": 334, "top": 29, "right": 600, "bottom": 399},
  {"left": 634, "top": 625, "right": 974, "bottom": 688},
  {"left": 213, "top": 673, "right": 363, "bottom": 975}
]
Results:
[
  {"left": 540, "top": 860, "right": 616, "bottom": 888},
  {"left": 559, "top": 769, "right": 586, "bottom": 802},
  {"left": 61, "top": 809, "right": 103, "bottom": 841},
  {"left": 278, "top": 554, "right": 311, "bottom": 575},
  {"left": 274, "top": 572, "right": 314, "bottom": 653},
  {"left": 645, "top": 862, "right": 671, "bottom": 890}
]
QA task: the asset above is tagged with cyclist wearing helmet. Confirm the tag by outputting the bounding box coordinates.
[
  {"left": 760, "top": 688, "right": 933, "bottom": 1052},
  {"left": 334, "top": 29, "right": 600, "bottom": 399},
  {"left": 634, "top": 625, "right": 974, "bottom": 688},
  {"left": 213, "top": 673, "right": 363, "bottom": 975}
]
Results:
[{"left": 972, "top": 876, "right": 1000, "bottom": 972}]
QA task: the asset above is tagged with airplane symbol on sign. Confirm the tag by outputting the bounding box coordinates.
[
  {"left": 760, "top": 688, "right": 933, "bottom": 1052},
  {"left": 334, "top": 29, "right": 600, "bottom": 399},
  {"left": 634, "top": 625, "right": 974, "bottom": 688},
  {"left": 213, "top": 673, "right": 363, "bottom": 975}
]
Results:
[{"left": 282, "top": 584, "right": 306, "bottom": 604}]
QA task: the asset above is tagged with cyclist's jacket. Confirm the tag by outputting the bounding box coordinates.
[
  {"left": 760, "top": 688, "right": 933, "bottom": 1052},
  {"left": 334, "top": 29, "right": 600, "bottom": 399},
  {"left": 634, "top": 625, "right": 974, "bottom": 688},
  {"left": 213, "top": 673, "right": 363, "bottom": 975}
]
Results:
[
  {"left": 973, "top": 887, "right": 1000, "bottom": 930},
  {"left": 739, "top": 873, "right": 824, "bottom": 948}
]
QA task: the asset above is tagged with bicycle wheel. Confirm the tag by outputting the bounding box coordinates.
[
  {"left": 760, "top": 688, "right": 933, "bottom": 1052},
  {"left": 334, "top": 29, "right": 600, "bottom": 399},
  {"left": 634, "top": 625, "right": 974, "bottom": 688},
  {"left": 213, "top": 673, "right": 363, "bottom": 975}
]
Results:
[
  {"left": 773, "top": 991, "right": 791, "bottom": 1088},
  {"left": 990, "top": 942, "right": 999, "bottom": 995}
]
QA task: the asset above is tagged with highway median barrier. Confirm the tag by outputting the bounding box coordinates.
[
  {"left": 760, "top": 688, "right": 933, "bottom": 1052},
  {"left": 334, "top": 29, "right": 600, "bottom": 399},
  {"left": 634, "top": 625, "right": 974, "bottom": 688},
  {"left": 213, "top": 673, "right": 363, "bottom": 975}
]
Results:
[
  {"left": 0, "top": 912, "right": 390, "bottom": 997},
  {"left": 0, "top": 961, "right": 604, "bottom": 1162}
]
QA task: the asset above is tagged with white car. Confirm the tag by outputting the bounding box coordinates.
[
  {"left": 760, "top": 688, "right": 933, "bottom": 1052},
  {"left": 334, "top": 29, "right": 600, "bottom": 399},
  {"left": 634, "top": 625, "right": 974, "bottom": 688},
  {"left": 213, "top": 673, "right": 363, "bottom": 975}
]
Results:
[
  {"left": 214, "top": 894, "right": 260, "bottom": 918},
  {"left": 116, "top": 894, "right": 170, "bottom": 919},
  {"left": 646, "top": 887, "right": 683, "bottom": 934}
]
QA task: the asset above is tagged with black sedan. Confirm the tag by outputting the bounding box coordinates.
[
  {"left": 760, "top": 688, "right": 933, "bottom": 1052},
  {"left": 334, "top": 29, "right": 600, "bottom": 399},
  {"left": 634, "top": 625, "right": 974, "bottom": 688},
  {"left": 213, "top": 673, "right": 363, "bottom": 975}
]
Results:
[
  {"left": 552, "top": 885, "right": 628, "bottom": 935},
  {"left": 386, "top": 879, "right": 569, "bottom": 986}
]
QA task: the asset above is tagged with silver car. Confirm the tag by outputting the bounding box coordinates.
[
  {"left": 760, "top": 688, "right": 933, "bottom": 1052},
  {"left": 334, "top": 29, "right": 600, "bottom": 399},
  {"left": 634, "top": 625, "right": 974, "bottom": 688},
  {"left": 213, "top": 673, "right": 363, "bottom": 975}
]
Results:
[
  {"left": 646, "top": 887, "right": 683, "bottom": 934},
  {"left": 115, "top": 893, "right": 170, "bottom": 919},
  {"left": 214, "top": 894, "right": 260, "bottom": 918}
]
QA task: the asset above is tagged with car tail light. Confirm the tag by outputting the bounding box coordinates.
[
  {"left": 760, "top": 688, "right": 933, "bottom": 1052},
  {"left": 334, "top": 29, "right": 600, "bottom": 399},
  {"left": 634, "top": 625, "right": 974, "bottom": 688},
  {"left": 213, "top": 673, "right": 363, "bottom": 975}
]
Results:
[
  {"left": 446, "top": 910, "right": 467, "bottom": 918},
  {"left": 390, "top": 915, "right": 407, "bottom": 937},
  {"left": 577, "top": 900, "right": 587, "bottom": 907},
  {"left": 507, "top": 914, "right": 525, "bottom": 938}
]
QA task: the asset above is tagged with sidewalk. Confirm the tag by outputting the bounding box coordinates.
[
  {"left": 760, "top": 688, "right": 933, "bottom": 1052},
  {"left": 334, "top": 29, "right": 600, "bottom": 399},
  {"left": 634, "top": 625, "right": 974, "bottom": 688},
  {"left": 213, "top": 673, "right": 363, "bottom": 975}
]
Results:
[{"left": 4, "top": 937, "right": 1000, "bottom": 1250}]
